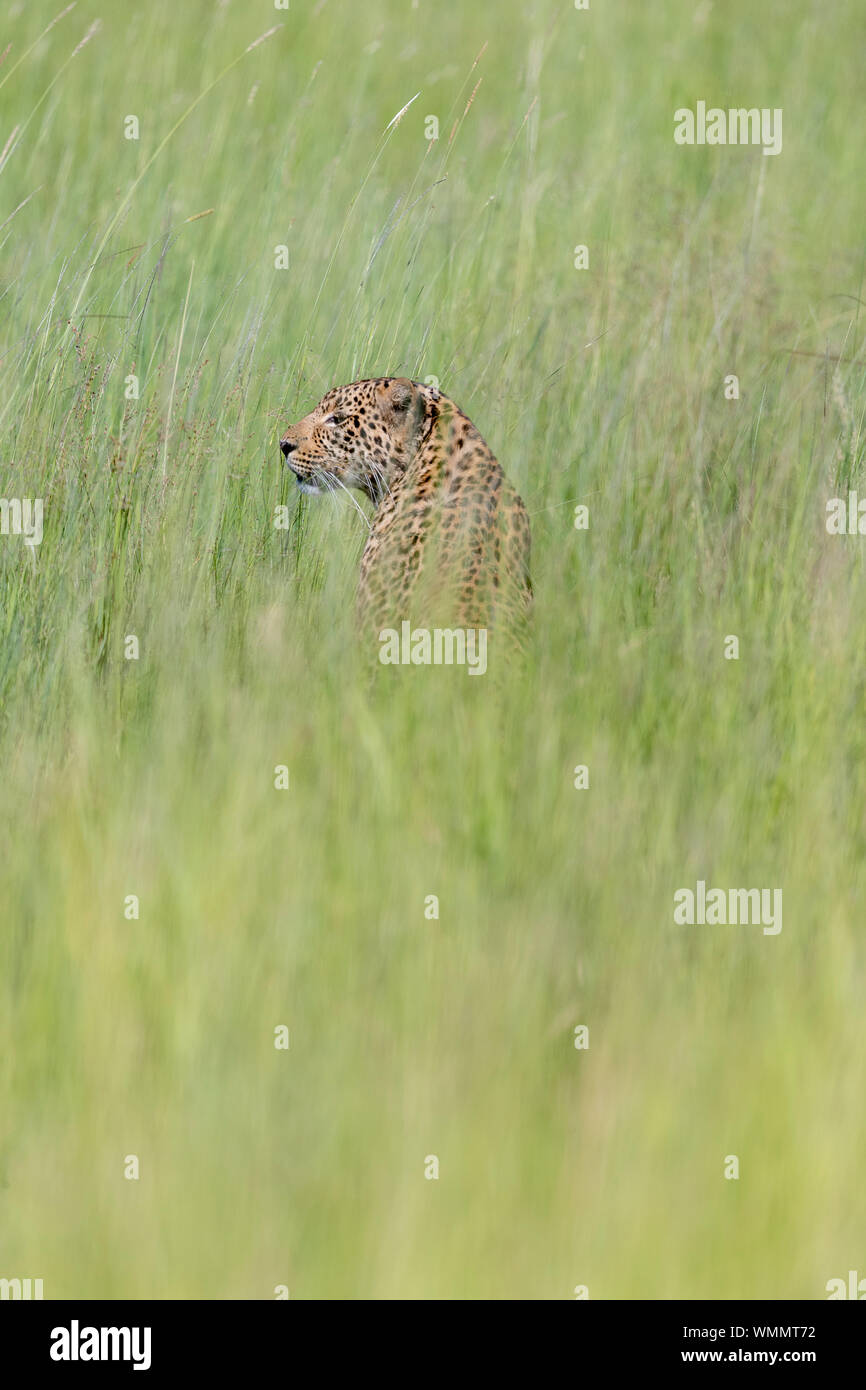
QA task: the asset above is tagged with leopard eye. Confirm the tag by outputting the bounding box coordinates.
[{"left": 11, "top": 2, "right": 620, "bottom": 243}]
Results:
[{"left": 324, "top": 414, "right": 343, "bottom": 426}]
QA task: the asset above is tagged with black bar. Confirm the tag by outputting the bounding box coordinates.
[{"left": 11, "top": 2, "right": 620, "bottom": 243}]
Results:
[{"left": 2, "top": 1299, "right": 861, "bottom": 1375}]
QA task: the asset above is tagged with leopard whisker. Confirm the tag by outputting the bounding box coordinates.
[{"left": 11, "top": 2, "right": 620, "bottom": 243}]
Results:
[
  {"left": 364, "top": 460, "right": 395, "bottom": 504},
  {"left": 321, "top": 470, "right": 372, "bottom": 532}
]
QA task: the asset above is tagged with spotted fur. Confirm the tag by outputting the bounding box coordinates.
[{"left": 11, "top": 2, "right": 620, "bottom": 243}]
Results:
[{"left": 279, "top": 377, "right": 531, "bottom": 645}]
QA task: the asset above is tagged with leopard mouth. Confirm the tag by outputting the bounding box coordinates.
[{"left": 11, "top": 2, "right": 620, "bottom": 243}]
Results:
[{"left": 287, "top": 464, "right": 326, "bottom": 496}]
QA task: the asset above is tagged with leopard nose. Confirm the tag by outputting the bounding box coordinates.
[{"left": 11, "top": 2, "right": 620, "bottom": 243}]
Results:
[{"left": 280, "top": 438, "right": 297, "bottom": 458}]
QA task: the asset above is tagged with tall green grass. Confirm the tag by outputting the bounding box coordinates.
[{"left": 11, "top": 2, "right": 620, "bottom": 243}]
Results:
[{"left": 1, "top": 0, "right": 865, "bottom": 1297}]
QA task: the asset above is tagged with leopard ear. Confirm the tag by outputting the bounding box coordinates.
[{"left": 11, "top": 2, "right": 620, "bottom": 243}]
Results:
[{"left": 383, "top": 378, "right": 415, "bottom": 413}]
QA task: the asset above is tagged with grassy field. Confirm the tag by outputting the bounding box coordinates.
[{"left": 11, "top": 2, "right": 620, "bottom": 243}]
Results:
[{"left": 1, "top": 0, "right": 865, "bottom": 1299}]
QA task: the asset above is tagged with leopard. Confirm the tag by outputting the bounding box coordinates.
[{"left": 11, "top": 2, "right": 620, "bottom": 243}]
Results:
[{"left": 279, "top": 377, "right": 531, "bottom": 653}]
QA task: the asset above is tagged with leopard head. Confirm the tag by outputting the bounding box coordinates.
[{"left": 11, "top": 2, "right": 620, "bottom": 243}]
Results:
[{"left": 279, "top": 377, "right": 433, "bottom": 505}]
